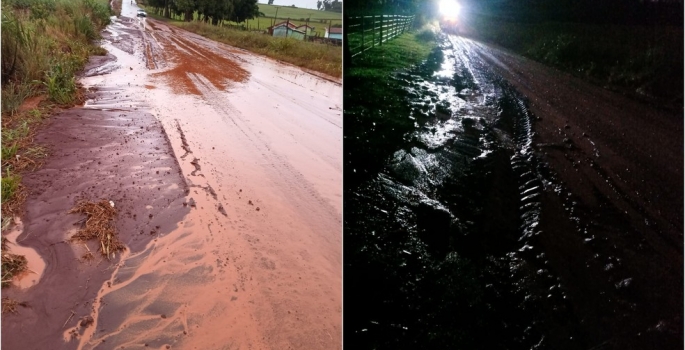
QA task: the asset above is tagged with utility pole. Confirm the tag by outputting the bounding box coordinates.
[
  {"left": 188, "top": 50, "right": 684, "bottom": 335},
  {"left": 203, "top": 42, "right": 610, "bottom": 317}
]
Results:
[{"left": 273, "top": 7, "right": 280, "bottom": 27}]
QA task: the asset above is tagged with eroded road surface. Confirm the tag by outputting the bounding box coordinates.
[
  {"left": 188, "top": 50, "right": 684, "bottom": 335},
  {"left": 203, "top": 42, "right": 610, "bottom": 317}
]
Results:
[
  {"left": 2, "top": 3, "right": 341, "bottom": 350},
  {"left": 345, "top": 35, "right": 682, "bottom": 349}
]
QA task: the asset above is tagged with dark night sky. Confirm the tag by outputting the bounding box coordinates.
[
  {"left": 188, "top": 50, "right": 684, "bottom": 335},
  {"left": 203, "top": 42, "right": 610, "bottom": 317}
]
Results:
[{"left": 345, "top": 0, "right": 683, "bottom": 25}]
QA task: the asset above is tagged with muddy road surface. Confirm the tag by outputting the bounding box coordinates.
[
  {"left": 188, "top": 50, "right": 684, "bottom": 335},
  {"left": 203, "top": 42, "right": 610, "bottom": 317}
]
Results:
[
  {"left": 344, "top": 35, "right": 682, "bottom": 349},
  {"left": 3, "top": 3, "right": 342, "bottom": 350}
]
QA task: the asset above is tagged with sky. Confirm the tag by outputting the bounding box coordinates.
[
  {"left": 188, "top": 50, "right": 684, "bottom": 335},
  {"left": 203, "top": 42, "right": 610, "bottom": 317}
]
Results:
[{"left": 258, "top": 0, "right": 320, "bottom": 10}]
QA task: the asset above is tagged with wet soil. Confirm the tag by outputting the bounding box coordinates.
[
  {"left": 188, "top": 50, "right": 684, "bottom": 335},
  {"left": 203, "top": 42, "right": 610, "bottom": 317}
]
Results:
[
  {"left": 3, "top": 2, "right": 341, "bottom": 349},
  {"left": 1, "top": 73, "right": 189, "bottom": 349},
  {"left": 344, "top": 34, "right": 681, "bottom": 349}
]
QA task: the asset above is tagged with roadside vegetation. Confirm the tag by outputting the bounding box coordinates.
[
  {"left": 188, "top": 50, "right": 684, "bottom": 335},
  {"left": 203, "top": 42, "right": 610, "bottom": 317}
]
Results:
[
  {"left": 145, "top": 10, "right": 342, "bottom": 78},
  {"left": 239, "top": 4, "right": 342, "bottom": 36},
  {"left": 345, "top": 25, "right": 438, "bottom": 185},
  {"left": 466, "top": 16, "right": 683, "bottom": 106},
  {"left": 1, "top": 0, "right": 113, "bottom": 288}
]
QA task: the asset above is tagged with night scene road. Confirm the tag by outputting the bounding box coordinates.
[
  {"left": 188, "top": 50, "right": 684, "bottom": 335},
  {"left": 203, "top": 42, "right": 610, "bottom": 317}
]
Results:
[{"left": 344, "top": 30, "right": 682, "bottom": 350}]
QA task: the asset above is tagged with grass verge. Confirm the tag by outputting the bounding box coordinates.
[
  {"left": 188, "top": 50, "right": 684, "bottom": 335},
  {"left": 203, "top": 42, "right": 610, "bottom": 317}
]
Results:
[
  {"left": 1, "top": 0, "right": 113, "bottom": 288},
  {"left": 345, "top": 25, "right": 439, "bottom": 186},
  {"left": 147, "top": 12, "right": 341, "bottom": 78},
  {"left": 465, "top": 15, "right": 683, "bottom": 105}
]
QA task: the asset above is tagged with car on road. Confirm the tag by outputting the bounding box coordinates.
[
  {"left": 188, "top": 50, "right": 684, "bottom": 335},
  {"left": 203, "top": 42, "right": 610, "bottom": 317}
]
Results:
[{"left": 137, "top": 9, "right": 146, "bottom": 18}]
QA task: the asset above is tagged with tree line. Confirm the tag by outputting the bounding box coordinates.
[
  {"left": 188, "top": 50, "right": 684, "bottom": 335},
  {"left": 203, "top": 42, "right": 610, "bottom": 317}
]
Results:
[
  {"left": 144, "top": 0, "right": 260, "bottom": 25},
  {"left": 317, "top": 0, "right": 342, "bottom": 12}
]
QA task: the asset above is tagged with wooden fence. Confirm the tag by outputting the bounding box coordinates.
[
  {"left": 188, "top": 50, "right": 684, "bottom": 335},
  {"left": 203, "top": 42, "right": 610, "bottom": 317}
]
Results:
[{"left": 345, "top": 14, "right": 414, "bottom": 57}]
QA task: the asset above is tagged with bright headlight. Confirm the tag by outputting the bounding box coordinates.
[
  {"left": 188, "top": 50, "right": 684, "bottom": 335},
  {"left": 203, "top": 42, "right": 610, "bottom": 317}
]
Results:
[{"left": 439, "top": 0, "right": 461, "bottom": 17}]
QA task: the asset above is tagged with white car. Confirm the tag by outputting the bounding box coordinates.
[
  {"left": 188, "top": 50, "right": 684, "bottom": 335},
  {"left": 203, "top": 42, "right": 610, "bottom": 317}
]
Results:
[{"left": 137, "top": 9, "right": 147, "bottom": 18}]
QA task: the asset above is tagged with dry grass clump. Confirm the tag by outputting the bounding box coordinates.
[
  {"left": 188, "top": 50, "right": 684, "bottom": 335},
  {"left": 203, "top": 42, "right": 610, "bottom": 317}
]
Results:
[
  {"left": 69, "top": 200, "right": 125, "bottom": 259},
  {"left": 2, "top": 297, "right": 27, "bottom": 314},
  {"left": 1, "top": 237, "right": 29, "bottom": 288}
]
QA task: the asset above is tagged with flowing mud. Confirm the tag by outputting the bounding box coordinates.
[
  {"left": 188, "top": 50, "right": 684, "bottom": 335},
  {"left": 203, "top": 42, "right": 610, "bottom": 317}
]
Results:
[
  {"left": 344, "top": 35, "right": 681, "bottom": 349},
  {"left": 3, "top": 2, "right": 341, "bottom": 349}
]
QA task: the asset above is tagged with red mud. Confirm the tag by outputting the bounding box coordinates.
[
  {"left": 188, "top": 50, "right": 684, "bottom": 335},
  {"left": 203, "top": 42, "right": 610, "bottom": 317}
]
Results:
[
  {"left": 1, "top": 55, "right": 189, "bottom": 349},
  {"left": 4, "top": 7, "right": 341, "bottom": 350},
  {"left": 17, "top": 95, "right": 46, "bottom": 113},
  {"left": 152, "top": 34, "right": 248, "bottom": 95},
  {"left": 461, "top": 37, "right": 683, "bottom": 348}
]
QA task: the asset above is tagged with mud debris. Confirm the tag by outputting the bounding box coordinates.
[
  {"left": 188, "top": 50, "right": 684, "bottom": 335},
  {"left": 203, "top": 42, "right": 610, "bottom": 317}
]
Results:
[
  {"left": 190, "top": 158, "right": 202, "bottom": 176},
  {"left": 1, "top": 238, "right": 29, "bottom": 288},
  {"left": 205, "top": 185, "right": 218, "bottom": 200},
  {"left": 176, "top": 120, "right": 192, "bottom": 158},
  {"left": 1, "top": 297, "right": 26, "bottom": 314},
  {"left": 68, "top": 200, "right": 125, "bottom": 259}
]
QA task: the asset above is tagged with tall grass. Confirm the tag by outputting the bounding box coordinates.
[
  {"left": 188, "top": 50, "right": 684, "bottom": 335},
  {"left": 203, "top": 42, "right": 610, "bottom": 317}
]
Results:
[
  {"left": 1, "top": 0, "right": 112, "bottom": 108},
  {"left": 1, "top": 0, "right": 113, "bottom": 232}
]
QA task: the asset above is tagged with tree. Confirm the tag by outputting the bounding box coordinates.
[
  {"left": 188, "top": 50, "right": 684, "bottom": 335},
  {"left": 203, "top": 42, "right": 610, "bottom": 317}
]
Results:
[
  {"left": 174, "top": 0, "right": 196, "bottom": 21},
  {"left": 268, "top": 0, "right": 274, "bottom": 4},
  {"left": 230, "top": 0, "right": 260, "bottom": 23},
  {"left": 330, "top": 0, "right": 341, "bottom": 12}
]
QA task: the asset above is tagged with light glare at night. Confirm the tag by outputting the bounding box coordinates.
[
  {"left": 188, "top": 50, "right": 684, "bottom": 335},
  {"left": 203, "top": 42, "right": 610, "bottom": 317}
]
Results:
[{"left": 439, "top": 0, "right": 461, "bottom": 17}]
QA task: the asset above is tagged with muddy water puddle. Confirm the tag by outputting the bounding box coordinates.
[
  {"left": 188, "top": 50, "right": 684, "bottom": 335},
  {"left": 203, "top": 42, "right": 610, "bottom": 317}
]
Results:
[
  {"left": 4, "top": 218, "right": 46, "bottom": 289},
  {"left": 345, "top": 35, "right": 679, "bottom": 349}
]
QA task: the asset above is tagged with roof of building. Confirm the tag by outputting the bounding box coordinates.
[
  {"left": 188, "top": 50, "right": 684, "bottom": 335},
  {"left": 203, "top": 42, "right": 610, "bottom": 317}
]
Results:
[
  {"left": 327, "top": 27, "right": 343, "bottom": 34},
  {"left": 272, "top": 26, "right": 307, "bottom": 35},
  {"left": 268, "top": 21, "right": 298, "bottom": 30}
]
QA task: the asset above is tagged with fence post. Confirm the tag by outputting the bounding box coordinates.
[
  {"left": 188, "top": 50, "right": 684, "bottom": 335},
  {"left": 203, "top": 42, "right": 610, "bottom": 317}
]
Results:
[
  {"left": 379, "top": 15, "right": 383, "bottom": 45},
  {"left": 361, "top": 16, "right": 365, "bottom": 51},
  {"left": 372, "top": 15, "right": 375, "bottom": 48},
  {"left": 286, "top": 18, "right": 290, "bottom": 38},
  {"left": 392, "top": 15, "right": 396, "bottom": 38},
  {"left": 328, "top": 19, "right": 332, "bottom": 39},
  {"left": 343, "top": 15, "right": 351, "bottom": 70}
]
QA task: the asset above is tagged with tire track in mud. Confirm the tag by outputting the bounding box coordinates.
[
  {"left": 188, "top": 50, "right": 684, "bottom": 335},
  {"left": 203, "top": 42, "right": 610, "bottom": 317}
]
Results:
[
  {"left": 443, "top": 37, "right": 573, "bottom": 314},
  {"left": 187, "top": 72, "right": 341, "bottom": 236},
  {"left": 345, "top": 34, "right": 595, "bottom": 348},
  {"left": 254, "top": 76, "right": 343, "bottom": 130},
  {"left": 76, "top": 14, "right": 341, "bottom": 349},
  {"left": 453, "top": 36, "right": 681, "bottom": 348}
]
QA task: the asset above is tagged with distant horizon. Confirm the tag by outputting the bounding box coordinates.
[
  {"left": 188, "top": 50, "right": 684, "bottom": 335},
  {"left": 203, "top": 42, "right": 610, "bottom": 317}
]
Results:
[{"left": 258, "top": 0, "right": 338, "bottom": 11}]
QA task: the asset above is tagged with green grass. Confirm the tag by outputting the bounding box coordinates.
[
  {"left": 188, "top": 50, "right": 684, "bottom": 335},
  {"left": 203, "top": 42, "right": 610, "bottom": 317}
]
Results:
[
  {"left": 345, "top": 26, "right": 438, "bottom": 186},
  {"left": 1, "top": 0, "right": 113, "bottom": 230},
  {"left": 465, "top": 15, "right": 683, "bottom": 104},
  {"left": 1, "top": 172, "right": 21, "bottom": 203},
  {"left": 349, "top": 27, "right": 437, "bottom": 79},
  {"left": 0, "top": 82, "right": 34, "bottom": 116},
  {"left": 150, "top": 4, "right": 341, "bottom": 37},
  {"left": 1, "top": 145, "right": 19, "bottom": 164},
  {"left": 1, "top": 121, "right": 30, "bottom": 144}
]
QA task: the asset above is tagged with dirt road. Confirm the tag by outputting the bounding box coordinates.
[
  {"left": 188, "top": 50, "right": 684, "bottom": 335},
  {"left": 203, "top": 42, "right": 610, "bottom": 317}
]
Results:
[
  {"left": 2, "top": 3, "right": 341, "bottom": 350},
  {"left": 345, "top": 34, "right": 681, "bottom": 349}
]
